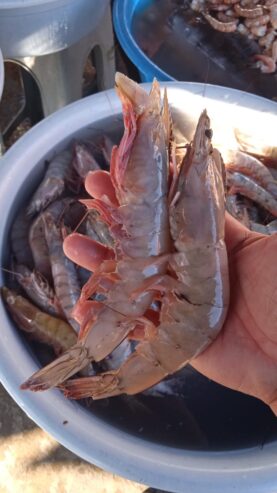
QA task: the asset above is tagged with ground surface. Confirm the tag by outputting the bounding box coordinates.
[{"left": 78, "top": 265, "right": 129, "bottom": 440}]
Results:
[{"left": 0, "top": 384, "right": 148, "bottom": 493}]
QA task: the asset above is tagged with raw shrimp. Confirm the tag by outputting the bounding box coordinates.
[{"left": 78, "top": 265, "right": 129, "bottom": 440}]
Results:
[
  {"left": 13, "top": 264, "right": 62, "bottom": 318},
  {"left": 225, "top": 194, "right": 250, "bottom": 226},
  {"left": 250, "top": 219, "right": 277, "bottom": 234},
  {"left": 27, "top": 150, "right": 72, "bottom": 216},
  {"left": 10, "top": 211, "right": 33, "bottom": 269},
  {"left": 224, "top": 149, "right": 277, "bottom": 197},
  {"left": 61, "top": 110, "right": 229, "bottom": 400},
  {"left": 234, "top": 4, "right": 264, "bottom": 17},
  {"left": 43, "top": 211, "right": 81, "bottom": 333},
  {"left": 227, "top": 171, "right": 277, "bottom": 216},
  {"left": 86, "top": 210, "right": 114, "bottom": 247},
  {"left": 100, "top": 136, "right": 115, "bottom": 166},
  {"left": 73, "top": 142, "right": 100, "bottom": 180},
  {"left": 29, "top": 214, "right": 51, "bottom": 282},
  {"left": 268, "top": 167, "right": 277, "bottom": 180},
  {"left": 21, "top": 73, "right": 171, "bottom": 392},
  {"left": 2, "top": 287, "right": 77, "bottom": 355},
  {"left": 204, "top": 12, "right": 238, "bottom": 31}
]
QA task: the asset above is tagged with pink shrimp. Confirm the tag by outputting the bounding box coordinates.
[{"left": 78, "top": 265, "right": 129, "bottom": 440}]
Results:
[
  {"left": 224, "top": 149, "right": 277, "bottom": 198},
  {"left": 21, "top": 73, "right": 171, "bottom": 391},
  {"left": 60, "top": 110, "right": 229, "bottom": 400}
]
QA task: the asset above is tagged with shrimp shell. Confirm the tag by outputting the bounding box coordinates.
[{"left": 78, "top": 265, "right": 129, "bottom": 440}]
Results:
[
  {"left": 225, "top": 194, "right": 251, "bottom": 226},
  {"left": 10, "top": 211, "right": 34, "bottom": 269},
  {"left": 14, "top": 264, "right": 63, "bottom": 318},
  {"left": 227, "top": 171, "right": 277, "bottom": 216},
  {"left": 234, "top": 3, "right": 264, "bottom": 16},
  {"left": 2, "top": 287, "right": 77, "bottom": 355},
  {"left": 250, "top": 219, "right": 277, "bottom": 234},
  {"left": 27, "top": 150, "right": 72, "bottom": 216},
  {"left": 255, "top": 54, "right": 276, "bottom": 72},
  {"left": 86, "top": 211, "right": 114, "bottom": 248},
  {"left": 204, "top": 12, "right": 238, "bottom": 31},
  {"left": 224, "top": 149, "right": 277, "bottom": 197},
  {"left": 269, "top": 3, "right": 277, "bottom": 28},
  {"left": 43, "top": 212, "right": 81, "bottom": 333},
  {"left": 29, "top": 214, "right": 51, "bottom": 282},
  {"left": 73, "top": 142, "right": 100, "bottom": 180}
]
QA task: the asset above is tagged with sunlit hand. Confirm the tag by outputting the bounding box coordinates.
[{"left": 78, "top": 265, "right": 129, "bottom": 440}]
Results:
[{"left": 64, "top": 171, "right": 277, "bottom": 415}]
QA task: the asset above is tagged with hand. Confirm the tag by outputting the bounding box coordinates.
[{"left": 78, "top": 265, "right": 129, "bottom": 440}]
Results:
[{"left": 64, "top": 171, "right": 277, "bottom": 415}]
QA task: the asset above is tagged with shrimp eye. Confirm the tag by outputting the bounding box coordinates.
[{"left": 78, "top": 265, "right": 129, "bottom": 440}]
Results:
[{"left": 205, "top": 128, "right": 213, "bottom": 139}]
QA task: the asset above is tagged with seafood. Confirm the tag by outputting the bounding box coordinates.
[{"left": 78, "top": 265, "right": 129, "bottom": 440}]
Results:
[
  {"left": 225, "top": 194, "right": 250, "bottom": 226},
  {"left": 73, "top": 142, "right": 100, "bottom": 180},
  {"left": 191, "top": 0, "right": 277, "bottom": 73},
  {"left": 250, "top": 218, "right": 277, "bottom": 233},
  {"left": 268, "top": 167, "right": 277, "bottom": 180},
  {"left": 27, "top": 150, "right": 72, "bottom": 216},
  {"left": 100, "top": 136, "right": 115, "bottom": 166},
  {"left": 60, "top": 110, "right": 229, "bottom": 400},
  {"left": 43, "top": 211, "right": 81, "bottom": 333},
  {"left": 234, "top": 4, "right": 264, "bottom": 17},
  {"left": 203, "top": 13, "right": 238, "bottom": 31},
  {"left": 254, "top": 54, "right": 276, "bottom": 73},
  {"left": 224, "top": 149, "right": 277, "bottom": 197},
  {"left": 13, "top": 264, "right": 62, "bottom": 318},
  {"left": 227, "top": 171, "right": 277, "bottom": 216},
  {"left": 2, "top": 287, "right": 77, "bottom": 355},
  {"left": 21, "top": 73, "right": 171, "bottom": 391},
  {"left": 10, "top": 211, "right": 33, "bottom": 269},
  {"left": 29, "top": 214, "right": 51, "bottom": 281},
  {"left": 86, "top": 211, "right": 114, "bottom": 248}
]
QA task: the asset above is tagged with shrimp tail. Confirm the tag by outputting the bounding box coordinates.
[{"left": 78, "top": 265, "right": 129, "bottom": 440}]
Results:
[
  {"left": 21, "top": 344, "right": 91, "bottom": 391},
  {"left": 61, "top": 373, "right": 118, "bottom": 400}
]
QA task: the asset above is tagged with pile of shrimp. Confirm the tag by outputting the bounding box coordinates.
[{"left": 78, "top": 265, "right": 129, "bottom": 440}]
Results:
[
  {"left": 191, "top": 0, "right": 277, "bottom": 73},
  {"left": 2, "top": 73, "right": 277, "bottom": 401},
  {"left": 223, "top": 140, "right": 277, "bottom": 231},
  {"left": 3, "top": 134, "right": 114, "bottom": 356}
]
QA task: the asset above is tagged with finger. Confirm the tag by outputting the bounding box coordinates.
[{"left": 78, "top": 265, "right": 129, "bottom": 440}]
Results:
[
  {"left": 224, "top": 212, "right": 251, "bottom": 253},
  {"left": 85, "top": 170, "right": 118, "bottom": 205},
  {"left": 63, "top": 233, "right": 114, "bottom": 271}
]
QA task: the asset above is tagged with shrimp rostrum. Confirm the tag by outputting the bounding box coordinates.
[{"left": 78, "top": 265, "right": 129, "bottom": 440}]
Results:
[
  {"left": 21, "top": 73, "right": 171, "bottom": 391},
  {"left": 61, "top": 110, "right": 230, "bottom": 400}
]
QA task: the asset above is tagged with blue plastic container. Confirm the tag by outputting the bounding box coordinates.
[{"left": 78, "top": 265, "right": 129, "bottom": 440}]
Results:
[{"left": 113, "top": 0, "right": 174, "bottom": 82}]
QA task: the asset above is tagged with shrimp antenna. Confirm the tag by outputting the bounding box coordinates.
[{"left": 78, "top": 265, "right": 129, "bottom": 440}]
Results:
[
  {"left": 1, "top": 266, "right": 23, "bottom": 279},
  {"left": 202, "top": 57, "right": 211, "bottom": 101},
  {"left": 72, "top": 209, "right": 89, "bottom": 235}
]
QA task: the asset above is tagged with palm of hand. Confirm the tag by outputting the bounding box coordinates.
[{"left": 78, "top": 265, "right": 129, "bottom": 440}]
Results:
[{"left": 192, "top": 226, "right": 277, "bottom": 414}]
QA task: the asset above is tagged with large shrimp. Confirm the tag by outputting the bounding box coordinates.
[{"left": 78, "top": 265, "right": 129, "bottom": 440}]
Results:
[
  {"left": 21, "top": 73, "right": 171, "bottom": 391},
  {"left": 61, "top": 110, "right": 229, "bottom": 400}
]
